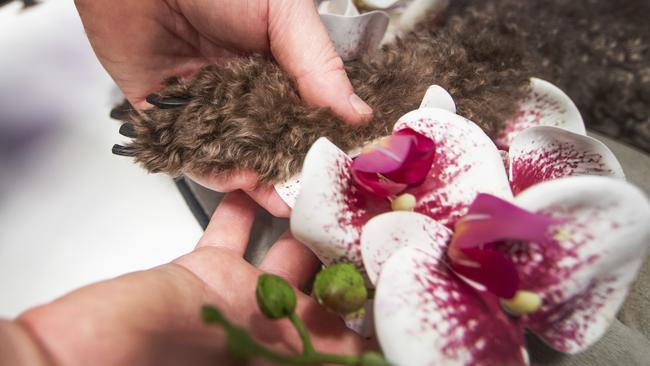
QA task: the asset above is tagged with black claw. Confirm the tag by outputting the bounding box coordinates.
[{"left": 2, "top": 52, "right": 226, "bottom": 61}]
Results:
[
  {"left": 110, "top": 101, "right": 134, "bottom": 120},
  {"left": 145, "top": 94, "right": 191, "bottom": 109},
  {"left": 112, "top": 144, "right": 135, "bottom": 157},
  {"left": 119, "top": 123, "right": 137, "bottom": 138}
]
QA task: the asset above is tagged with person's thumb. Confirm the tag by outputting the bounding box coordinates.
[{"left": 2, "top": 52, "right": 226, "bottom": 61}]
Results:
[{"left": 268, "top": 0, "right": 372, "bottom": 125}]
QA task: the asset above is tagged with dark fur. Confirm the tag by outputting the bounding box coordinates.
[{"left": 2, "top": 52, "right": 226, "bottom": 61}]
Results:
[
  {"left": 125, "top": 17, "right": 530, "bottom": 183},
  {"left": 122, "top": 0, "right": 650, "bottom": 183},
  {"left": 448, "top": 0, "right": 650, "bottom": 150}
]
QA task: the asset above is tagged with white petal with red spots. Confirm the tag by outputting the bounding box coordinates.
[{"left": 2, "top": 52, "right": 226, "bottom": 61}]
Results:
[
  {"left": 394, "top": 108, "right": 514, "bottom": 227},
  {"left": 511, "top": 176, "right": 650, "bottom": 353},
  {"left": 375, "top": 247, "right": 527, "bottom": 366},
  {"left": 509, "top": 126, "right": 625, "bottom": 194},
  {"left": 361, "top": 211, "right": 452, "bottom": 285},
  {"left": 291, "top": 138, "right": 386, "bottom": 269},
  {"left": 496, "top": 78, "right": 586, "bottom": 150}
]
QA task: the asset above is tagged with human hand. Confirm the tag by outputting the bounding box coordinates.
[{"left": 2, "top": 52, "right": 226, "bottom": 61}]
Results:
[
  {"left": 15, "top": 192, "right": 372, "bottom": 365},
  {"left": 76, "top": 0, "right": 371, "bottom": 216}
]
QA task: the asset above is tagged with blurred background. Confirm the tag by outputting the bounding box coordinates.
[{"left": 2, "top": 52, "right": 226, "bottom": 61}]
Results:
[{"left": 0, "top": 1, "right": 202, "bottom": 317}]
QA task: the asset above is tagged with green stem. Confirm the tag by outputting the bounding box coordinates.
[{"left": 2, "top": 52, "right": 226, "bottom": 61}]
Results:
[
  {"left": 289, "top": 313, "right": 314, "bottom": 355},
  {"left": 253, "top": 343, "right": 361, "bottom": 365}
]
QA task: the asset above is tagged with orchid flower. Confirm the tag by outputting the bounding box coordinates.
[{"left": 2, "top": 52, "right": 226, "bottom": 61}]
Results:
[
  {"left": 287, "top": 78, "right": 650, "bottom": 362},
  {"left": 368, "top": 177, "right": 650, "bottom": 365}
]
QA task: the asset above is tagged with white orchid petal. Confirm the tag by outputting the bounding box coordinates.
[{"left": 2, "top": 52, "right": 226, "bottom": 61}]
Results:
[
  {"left": 318, "top": 0, "right": 360, "bottom": 16},
  {"left": 509, "top": 126, "right": 625, "bottom": 194},
  {"left": 361, "top": 211, "right": 452, "bottom": 285},
  {"left": 291, "top": 138, "right": 390, "bottom": 269},
  {"left": 512, "top": 176, "right": 650, "bottom": 353},
  {"left": 419, "top": 85, "right": 456, "bottom": 113},
  {"left": 375, "top": 247, "right": 527, "bottom": 366},
  {"left": 274, "top": 175, "right": 301, "bottom": 208},
  {"left": 496, "top": 78, "right": 586, "bottom": 149},
  {"left": 397, "top": 0, "right": 449, "bottom": 33},
  {"left": 394, "top": 108, "right": 513, "bottom": 226},
  {"left": 358, "top": 0, "right": 400, "bottom": 10},
  {"left": 319, "top": 6, "right": 389, "bottom": 61}
]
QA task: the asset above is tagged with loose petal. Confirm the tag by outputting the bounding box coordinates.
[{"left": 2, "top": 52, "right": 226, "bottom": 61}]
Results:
[
  {"left": 495, "top": 78, "right": 586, "bottom": 150},
  {"left": 394, "top": 108, "right": 513, "bottom": 226},
  {"left": 511, "top": 176, "right": 650, "bottom": 353},
  {"left": 360, "top": 211, "right": 452, "bottom": 285},
  {"left": 509, "top": 126, "right": 625, "bottom": 194},
  {"left": 375, "top": 247, "right": 527, "bottom": 366},
  {"left": 291, "top": 138, "right": 390, "bottom": 269},
  {"left": 319, "top": 0, "right": 389, "bottom": 61}
]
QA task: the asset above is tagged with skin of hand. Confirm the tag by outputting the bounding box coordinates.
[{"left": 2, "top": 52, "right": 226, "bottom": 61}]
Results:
[
  {"left": 74, "top": 0, "right": 374, "bottom": 216},
  {"left": 3, "top": 191, "right": 372, "bottom": 366}
]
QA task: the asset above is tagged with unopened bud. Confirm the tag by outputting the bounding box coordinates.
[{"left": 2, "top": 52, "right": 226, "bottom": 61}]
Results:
[
  {"left": 256, "top": 274, "right": 296, "bottom": 319},
  {"left": 314, "top": 263, "right": 368, "bottom": 315}
]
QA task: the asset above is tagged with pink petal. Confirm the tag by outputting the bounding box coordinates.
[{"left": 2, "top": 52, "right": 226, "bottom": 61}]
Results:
[
  {"left": 274, "top": 174, "right": 301, "bottom": 208},
  {"left": 451, "top": 193, "right": 560, "bottom": 250},
  {"left": 291, "top": 138, "right": 390, "bottom": 269},
  {"left": 360, "top": 211, "right": 452, "bottom": 285},
  {"left": 393, "top": 108, "right": 513, "bottom": 226},
  {"left": 510, "top": 176, "right": 650, "bottom": 353},
  {"left": 509, "top": 126, "right": 625, "bottom": 195},
  {"left": 495, "top": 78, "right": 586, "bottom": 150},
  {"left": 352, "top": 134, "right": 415, "bottom": 173},
  {"left": 351, "top": 169, "right": 408, "bottom": 197},
  {"left": 375, "top": 247, "right": 527, "bottom": 366},
  {"left": 450, "top": 247, "right": 520, "bottom": 299}
]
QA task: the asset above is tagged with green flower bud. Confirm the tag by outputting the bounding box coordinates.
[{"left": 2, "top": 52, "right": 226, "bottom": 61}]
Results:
[
  {"left": 256, "top": 274, "right": 297, "bottom": 319},
  {"left": 360, "top": 351, "right": 392, "bottom": 366},
  {"left": 313, "top": 263, "right": 368, "bottom": 315}
]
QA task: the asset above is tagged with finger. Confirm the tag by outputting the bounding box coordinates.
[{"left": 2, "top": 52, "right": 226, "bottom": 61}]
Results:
[
  {"left": 245, "top": 185, "right": 291, "bottom": 218},
  {"left": 268, "top": 0, "right": 373, "bottom": 125},
  {"left": 187, "top": 170, "right": 259, "bottom": 192},
  {"left": 197, "top": 191, "right": 258, "bottom": 256},
  {"left": 258, "top": 231, "right": 321, "bottom": 289}
]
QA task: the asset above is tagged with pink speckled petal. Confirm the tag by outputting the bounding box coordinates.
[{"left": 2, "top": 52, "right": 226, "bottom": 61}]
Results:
[
  {"left": 274, "top": 175, "right": 301, "bottom": 208},
  {"left": 419, "top": 84, "right": 457, "bottom": 113},
  {"left": 291, "top": 138, "right": 390, "bottom": 269},
  {"left": 360, "top": 211, "right": 452, "bottom": 285},
  {"left": 393, "top": 108, "right": 513, "bottom": 226},
  {"left": 319, "top": 1, "right": 389, "bottom": 61},
  {"left": 509, "top": 126, "right": 625, "bottom": 195},
  {"left": 495, "top": 78, "right": 586, "bottom": 150},
  {"left": 375, "top": 247, "right": 527, "bottom": 366},
  {"left": 510, "top": 176, "right": 650, "bottom": 353}
]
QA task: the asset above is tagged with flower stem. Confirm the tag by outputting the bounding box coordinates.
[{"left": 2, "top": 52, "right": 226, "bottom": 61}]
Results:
[{"left": 288, "top": 312, "right": 314, "bottom": 355}]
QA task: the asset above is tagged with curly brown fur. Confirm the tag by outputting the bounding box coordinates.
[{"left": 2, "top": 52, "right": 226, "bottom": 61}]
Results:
[
  {"left": 448, "top": 0, "right": 650, "bottom": 150},
  {"left": 124, "top": 18, "right": 530, "bottom": 183}
]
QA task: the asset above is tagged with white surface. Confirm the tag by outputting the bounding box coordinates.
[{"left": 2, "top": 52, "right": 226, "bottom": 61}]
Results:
[{"left": 0, "top": 1, "right": 202, "bottom": 317}]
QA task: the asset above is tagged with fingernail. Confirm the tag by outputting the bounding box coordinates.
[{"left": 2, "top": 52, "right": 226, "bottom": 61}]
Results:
[{"left": 348, "top": 93, "right": 373, "bottom": 116}]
